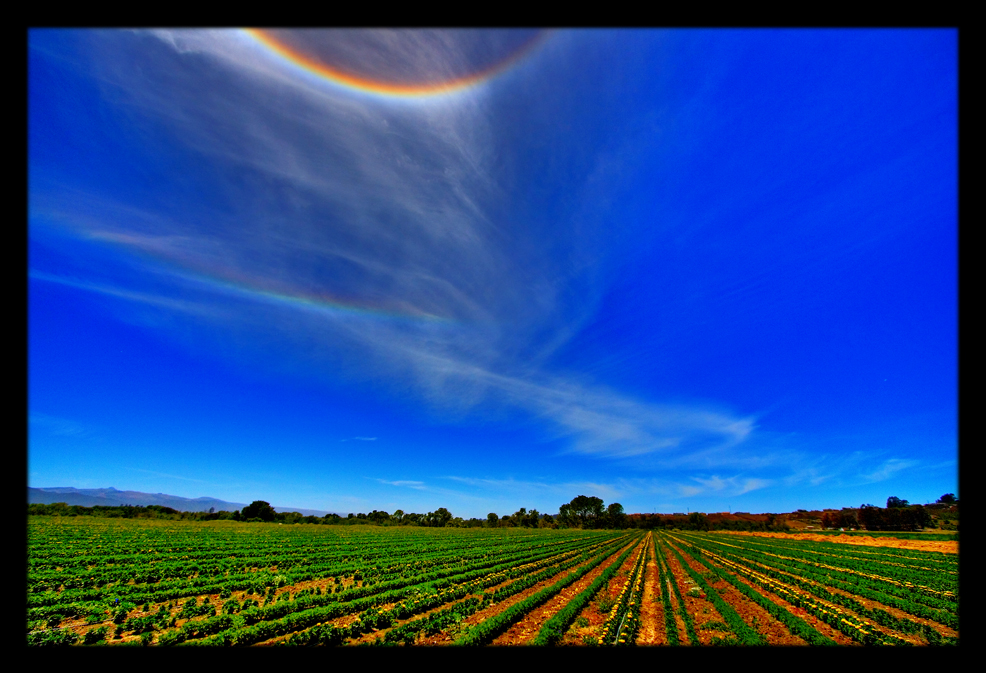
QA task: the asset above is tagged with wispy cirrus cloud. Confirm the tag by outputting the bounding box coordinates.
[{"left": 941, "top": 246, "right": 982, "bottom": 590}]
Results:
[
  {"left": 444, "top": 474, "right": 776, "bottom": 504},
  {"left": 29, "top": 413, "right": 88, "bottom": 438},
  {"left": 370, "top": 478, "right": 490, "bottom": 504},
  {"left": 445, "top": 476, "right": 623, "bottom": 502},
  {"left": 859, "top": 458, "right": 919, "bottom": 484},
  {"left": 29, "top": 271, "right": 212, "bottom": 317},
  {"left": 375, "top": 479, "right": 426, "bottom": 489},
  {"left": 33, "top": 30, "right": 759, "bottom": 468},
  {"left": 687, "top": 474, "right": 773, "bottom": 496},
  {"left": 127, "top": 467, "right": 212, "bottom": 484}
]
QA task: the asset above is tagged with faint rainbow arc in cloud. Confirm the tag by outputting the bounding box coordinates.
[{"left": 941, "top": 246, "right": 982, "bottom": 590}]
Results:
[
  {"left": 243, "top": 29, "right": 548, "bottom": 100},
  {"left": 59, "top": 227, "right": 457, "bottom": 326},
  {"left": 177, "top": 265, "right": 455, "bottom": 326}
]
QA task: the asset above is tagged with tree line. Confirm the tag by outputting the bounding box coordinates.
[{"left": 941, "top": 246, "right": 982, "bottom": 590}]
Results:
[{"left": 26, "top": 492, "right": 957, "bottom": 531}]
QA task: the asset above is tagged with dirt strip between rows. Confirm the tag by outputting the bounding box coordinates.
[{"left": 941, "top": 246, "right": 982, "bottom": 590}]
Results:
[
  {"left": 716, "top": 531, "right": 957, "bottom": 554},
  {"left": 490, "top": 537, "right": 645, "bottom": 645}
]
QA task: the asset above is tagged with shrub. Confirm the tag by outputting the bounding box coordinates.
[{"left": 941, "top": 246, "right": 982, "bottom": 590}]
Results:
[{"left": 83, "top": 626, "right": 109, "bottom": 644}]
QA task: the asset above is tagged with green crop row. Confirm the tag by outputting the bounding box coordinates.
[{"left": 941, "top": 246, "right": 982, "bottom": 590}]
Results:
[
  {"left": 663, "top": 535, "right": 835, "bottom": 645},
  {"left": 668, "top": 536, "right": 913, "bottom": 646},
  {"left": 654, "top": 537, "right": 698, "bottom": 645},
  {"left": 454, "top": 535, "right": 643, "bottom": 646},
  {"left": 660, "top": 536, "right": 765, "bottom": 646},
  {"left": 530, "top": 537, "right": 640, "bottom": 645},
  {"left": 675, "top": 532, "right": 958, "bottom": 629}
]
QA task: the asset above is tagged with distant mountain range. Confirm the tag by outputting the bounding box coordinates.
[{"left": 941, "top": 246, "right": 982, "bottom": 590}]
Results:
[{"left": 28, "top": 486, "right": 333, "bottom": 518}]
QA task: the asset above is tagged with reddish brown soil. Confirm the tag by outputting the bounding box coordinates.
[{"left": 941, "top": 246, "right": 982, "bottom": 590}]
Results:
[
  {"left": 704, "top": 551, "right": 948, "bottom": 646},
  {"left": 755, "top": 560, "right": 958, "bottom": 645},
  {"left": 699, "top": 557, "right": 858, "bottom": 646},
  {"left": 715, "top": 531, "right": 957, "bottom": 554},
  {"left": 635, "top": 534, "right": 666, "bottom": 645},
  {"left": 416, "top": 545, "right": 625, "bottom": 645},
  {"left": 664, "top": 537, "right": 813, "bottom": 646},
  {"left": 657, "top": 539, "right": 733, "bottom": 645},
  {"left": 823, "top": 584, "right": 957, "bottom": 644},
  {"left": 560, "top": 539, "right": 646, "bottom": 645},
  {"left": 490, "top": 538, "right": 644, "bottom": 645}
]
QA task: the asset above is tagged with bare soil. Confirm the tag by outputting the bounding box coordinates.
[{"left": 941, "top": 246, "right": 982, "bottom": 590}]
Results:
[
  {"left": 663, "top": 537, "right": 807, "bottom": 646},
  {"left": 635, "top": 534, "right": 666, "bottom": 645},
  {"left": 490, "top": 538, "right": 643, "bottom": 645},
  {"left": 657, "top": 539, "right": 733, "bottom": 645},
  {"left": 715, "top": 531, "right": 957, "bottom": 554},
  {"left": 560, "top": 539, "right": 646, "bottom": 645}
]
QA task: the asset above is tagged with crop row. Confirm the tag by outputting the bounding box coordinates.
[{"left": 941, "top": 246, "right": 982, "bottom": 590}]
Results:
[
  {"left": 668, "top": 532, "right": 956, "bottom": 646},
  {"left": 673, "top": 532, "right": 958, "bottom": 628}
]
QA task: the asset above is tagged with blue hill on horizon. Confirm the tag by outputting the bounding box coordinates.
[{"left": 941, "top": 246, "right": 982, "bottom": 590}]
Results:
[{"left": 28, "top": 486, "right": 335, "bottom": 518}]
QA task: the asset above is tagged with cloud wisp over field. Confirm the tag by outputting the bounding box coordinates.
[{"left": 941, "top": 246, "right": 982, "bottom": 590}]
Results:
[{"left": 29, "top": 29, "right": 957, "bottom": 517}]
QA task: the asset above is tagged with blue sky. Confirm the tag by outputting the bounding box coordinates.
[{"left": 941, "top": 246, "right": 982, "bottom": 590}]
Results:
[{"left": 28, "top": 29, "right": 957, "bottom": 518}]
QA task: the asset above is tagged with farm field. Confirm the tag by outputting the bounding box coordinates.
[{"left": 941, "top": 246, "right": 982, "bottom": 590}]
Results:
[{"left": 26, "top": 517, "right": 958, "bottom": 646}]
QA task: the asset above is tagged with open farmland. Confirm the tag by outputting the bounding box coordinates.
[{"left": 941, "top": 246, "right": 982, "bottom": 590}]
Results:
[{"left": 27, "top": 517, "right": 958, "bottom": 646}]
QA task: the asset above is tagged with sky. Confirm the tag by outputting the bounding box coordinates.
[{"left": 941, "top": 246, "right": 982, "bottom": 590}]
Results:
[{"left": 28, "top": 29, "right": 957, "bottom": 518}]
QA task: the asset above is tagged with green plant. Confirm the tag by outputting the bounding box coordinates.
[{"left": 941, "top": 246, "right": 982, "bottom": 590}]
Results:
[
  {"left": 699, "top": 620, "right": 730, "bottom": 631},
  {"left": 83, "top": 626, "right": 109, "bottom": 644},
  {"left": 576, "top": 616, "right": 589, "bottom": 628}
]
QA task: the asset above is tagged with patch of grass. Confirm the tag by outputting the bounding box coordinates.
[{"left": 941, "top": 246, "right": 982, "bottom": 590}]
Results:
[{"left": 699, "top": 620, "right": 730, "bottom": 631}]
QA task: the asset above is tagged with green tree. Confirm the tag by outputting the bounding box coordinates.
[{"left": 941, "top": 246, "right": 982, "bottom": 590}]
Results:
[
  {"left": 487, "top": 512, "right": 499, "bottom": 527},
  {"left": 687, "top": 512, "right": 711, "bottom": 531},
  {"left": 606, "top": 503, "right": 628, "bottom": 529},
  {"left": 936, "top": 493, "right": 957, "bottom": 504},
  {"left": 426, "top": 507, "right": 453, "bottom": 527},
  {"left": 512, "top": 507, "right": 530, "bottom": 527},
  {"left": 565, "top": 495, "right": 605, "bottom": 528},
  {"left": 241, "top": 500, "right": 276, "bottom": 522},
  {"left": 886, "top": 496, "right": 909, "bottom": 509}
]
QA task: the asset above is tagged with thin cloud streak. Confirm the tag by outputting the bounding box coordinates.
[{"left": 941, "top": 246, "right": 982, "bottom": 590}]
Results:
[
  {"left": 444, "top": 474, "right": 777, "bottom": 505},
  {"left": 859, "top": 458, "right": 919, "bottom": 484},
  {"left": 372, "top": 478, "right": 488, "bottom": 502},
  {"left": 374, "top": 479, "right": 426, "bottom": 490},
  {"left": 128, "top": 467, "right": 211, "bottom": 484},
  {"left": 29, "top": 270, "right": 212, "bottom": 317},
  {"left": 444, "top": 476, "right": 622, "bottom": 502},
  {"left": 29, "top": 413, "right": 88, "bottom": 437}
]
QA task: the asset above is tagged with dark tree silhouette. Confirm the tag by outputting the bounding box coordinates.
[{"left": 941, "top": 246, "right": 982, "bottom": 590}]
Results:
[{"left": 242, "top": 500, "right": 276, "bottom": 521}]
